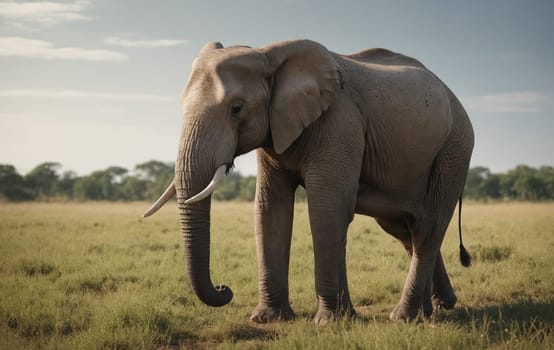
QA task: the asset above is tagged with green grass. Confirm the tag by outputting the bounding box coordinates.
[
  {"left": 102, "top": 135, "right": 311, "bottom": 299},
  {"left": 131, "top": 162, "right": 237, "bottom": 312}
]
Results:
[{"left": 0, "top": 201, "right": 553, "bottom": 349}]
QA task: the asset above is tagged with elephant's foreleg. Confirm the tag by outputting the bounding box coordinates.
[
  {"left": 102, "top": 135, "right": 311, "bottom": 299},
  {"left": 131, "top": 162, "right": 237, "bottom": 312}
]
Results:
[
  {"left": 250, "top": 154, "right": 297, "bottom": 323},
  {"left": 309, "top": 208, "right": 356, "bottom": 324},
  {"left": 305, "top": 174, "right": 359, "bottom": 325}
]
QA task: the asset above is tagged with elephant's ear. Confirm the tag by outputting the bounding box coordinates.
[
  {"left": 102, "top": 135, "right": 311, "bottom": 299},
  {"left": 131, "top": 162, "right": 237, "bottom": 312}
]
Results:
[{"left": 262, "top": 40, "right": 343, "bottom": 154}]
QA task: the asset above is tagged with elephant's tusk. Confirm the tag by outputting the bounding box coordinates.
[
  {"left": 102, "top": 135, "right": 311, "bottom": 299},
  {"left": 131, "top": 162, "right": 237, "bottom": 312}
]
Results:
[
  {"left": 142, "top": 181, "right": 176, "bottom": 217},
  {"left": 184, "top": 164, "right": 227, "bottom": 204}
]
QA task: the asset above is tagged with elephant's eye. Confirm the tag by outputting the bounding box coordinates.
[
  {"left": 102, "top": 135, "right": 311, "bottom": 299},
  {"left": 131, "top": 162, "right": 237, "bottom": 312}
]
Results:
[{"left": 231, "top": 103, "right": 243, "bottom": 115}]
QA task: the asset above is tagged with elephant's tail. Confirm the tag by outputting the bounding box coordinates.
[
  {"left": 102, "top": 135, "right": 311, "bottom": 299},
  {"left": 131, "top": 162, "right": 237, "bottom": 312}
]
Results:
[{"left": 458, "top": 195, "right": 472, "bottom": 267}]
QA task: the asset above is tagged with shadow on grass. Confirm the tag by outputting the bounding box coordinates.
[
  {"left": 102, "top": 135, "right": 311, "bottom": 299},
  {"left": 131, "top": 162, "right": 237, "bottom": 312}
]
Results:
[
  {"left": 168, "top": 324, "right": 277, "bottom": 349},
  {"left": 435, "top": 298, "right": 554, "bottom": 343},
  {"left": 226, "top": 323, "right": 277, "bottom": 341},
  {"left": 354, "top": 299, "right": 554, "bottom": 327},
  {"left": 289, "top": 309, "right": 391, "bottom": 324},
  {"left": 307, "top": 298, "right": 554, "bottom": 330},
  {"left": 437, "top": 298, "right": 554, "bottom": 325}
]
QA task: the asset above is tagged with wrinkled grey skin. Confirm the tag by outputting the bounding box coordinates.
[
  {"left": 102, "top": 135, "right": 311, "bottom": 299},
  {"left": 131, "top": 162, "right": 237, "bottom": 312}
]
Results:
[{"left": 165, "top": 39, "right": 473, "bottom": 324}]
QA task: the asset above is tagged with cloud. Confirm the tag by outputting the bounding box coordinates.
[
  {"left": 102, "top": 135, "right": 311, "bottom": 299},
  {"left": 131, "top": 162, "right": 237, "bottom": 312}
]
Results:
[
  {"left": 104, "top": 36, "right": 189, "bottom": 48},
  {"left": 0, "top": 1, "right": 90, "bottom": 27},
  {"left": 462, "top": 91, "right": 550, "bottom": 113},
  {"left": 0, "top": 37, "right": 127, "bottom": 62},
  {"left": 0, "top": 89, "right": 173, "bottom": 102}
]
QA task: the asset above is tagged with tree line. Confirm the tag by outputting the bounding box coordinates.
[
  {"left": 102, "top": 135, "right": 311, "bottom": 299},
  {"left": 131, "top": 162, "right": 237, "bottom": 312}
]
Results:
[
  {"left": 0, "top": 161, "right": 259, "bottom": 202},
  {"left": 464, "top": 165, "right": 554, "bottom": 201},
  {"left": 1, "top": 161, "right": 553, "bottom": 202}
]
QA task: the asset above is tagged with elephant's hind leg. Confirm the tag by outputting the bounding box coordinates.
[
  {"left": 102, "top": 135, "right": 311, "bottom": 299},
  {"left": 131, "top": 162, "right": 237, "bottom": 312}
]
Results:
[
  {"left": 376, "top": 218, "right": 432, "bottom": 317},
  {"left": 388, "top": 220, "right": 445, "bottom": 321},
  {"left": 376, "top": 218, "right": 457, "bottom": 313},
  {"left": 432, "top": 254, "right": 457, "bottom": 310},
  {"left": 389, "top": 123, "right": 471, "bottom": 321}
]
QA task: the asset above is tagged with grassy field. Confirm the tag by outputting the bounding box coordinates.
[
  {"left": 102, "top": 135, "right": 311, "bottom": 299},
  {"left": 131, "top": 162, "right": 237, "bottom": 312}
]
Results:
[{"left": 0, "top": 201, "right": 553, "bottom": 349}]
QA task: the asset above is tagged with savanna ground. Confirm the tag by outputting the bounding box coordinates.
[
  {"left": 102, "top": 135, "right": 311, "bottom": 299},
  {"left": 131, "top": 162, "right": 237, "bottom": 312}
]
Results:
[{"left": 0, "top": 201, "right": 553, "bottom": 349}]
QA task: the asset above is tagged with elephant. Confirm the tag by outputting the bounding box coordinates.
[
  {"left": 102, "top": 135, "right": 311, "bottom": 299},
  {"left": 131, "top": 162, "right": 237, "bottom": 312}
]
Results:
[{"left": 143, "top": 39, "right": 474, "bottom": 323}]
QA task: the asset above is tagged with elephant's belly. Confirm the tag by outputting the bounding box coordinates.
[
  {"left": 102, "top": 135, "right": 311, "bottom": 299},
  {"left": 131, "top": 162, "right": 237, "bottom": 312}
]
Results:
[{"left": 354, "top": 184, "right": 414, "bottom": 220}]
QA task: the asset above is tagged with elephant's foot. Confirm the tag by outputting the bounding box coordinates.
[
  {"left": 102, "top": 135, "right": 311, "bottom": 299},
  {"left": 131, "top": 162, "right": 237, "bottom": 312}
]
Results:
[
  {"left": 423, "top": 297, "right": 434, "bottom": 317},
  {"left": 314, "top": 309, "right": 336, "bottom": 325},
  {"left": 314, "top": 307, "right": 356, "bottom": 326},
  {"left": 432, "top": 291, "right": 457, "bottom": 310},
  {"left": 389, "top": 302, "right": 419, "bottom": 322},
  {"left": 422, "top": 281, "right": 434, "bottom": 317},
  {"left": 314, "top": 301, "right": 356, "bottom": 326},
  {"left": 432, "top": 265, "right": 458, "bottom": 310},
  {"left": 389, "top": 299, "right": 433, "bottom": 321},
  {"left": 250, "top": 303, "right": 295, "bottom": 323}
]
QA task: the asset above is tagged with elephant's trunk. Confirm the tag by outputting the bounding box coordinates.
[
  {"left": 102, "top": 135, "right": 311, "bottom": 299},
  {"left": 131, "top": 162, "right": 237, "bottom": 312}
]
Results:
[{"left": 174, "top": 138, "right": 233, "bottom": 307}]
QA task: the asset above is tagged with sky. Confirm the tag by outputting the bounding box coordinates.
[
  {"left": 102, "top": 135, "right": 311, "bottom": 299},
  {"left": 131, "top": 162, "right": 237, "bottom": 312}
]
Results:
[{"left": 1, "top": 0, "right": 553, "bottom": 177}]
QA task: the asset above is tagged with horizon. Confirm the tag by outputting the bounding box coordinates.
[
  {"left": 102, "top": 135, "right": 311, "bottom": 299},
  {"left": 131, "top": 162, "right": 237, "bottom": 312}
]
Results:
[{"left": 1, "top": 1, "right": 553, "bottom": 176}]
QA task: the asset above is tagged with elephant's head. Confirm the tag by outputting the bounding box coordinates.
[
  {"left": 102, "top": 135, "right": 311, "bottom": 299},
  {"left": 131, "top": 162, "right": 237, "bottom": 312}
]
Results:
[{"left": 143, "top": 39, "right": 342, "bottom": 307}]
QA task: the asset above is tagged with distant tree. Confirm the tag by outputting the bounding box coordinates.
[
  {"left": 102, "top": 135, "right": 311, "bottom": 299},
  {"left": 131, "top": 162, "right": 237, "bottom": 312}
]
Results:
[
  {"left": 57, "top": 171, "right": 77, "bottom": 198},
  {"left": 464, "top": 166, "right": 490, "bottom": 199},
  {"left": 105, "top": 166, "right": 128, "bottom": 200},
  {"left": 106, "top": 166, "right": 128, "bottom": 181},
  {"left": 499, "top": 171, "right": 517, "bottom": 199},
  {"left": 212, "top": 172, "right": 241, "bottom": 201},
  {"left": 73, "top": 175, "right": 103, "bottom": 200},
  {"left": 135, "top": 160, "right": 174, "bottom": 200},
  {"left": 0, "top": 164, "right": 34, "bottom": 200},
  {"left": 505, "top": 165, "right": 544, "bottom": 200},
  {"left": 479, "top": 173, "right": 501, "bottom": 199},
  {"left": 25, "top": 162, "right": 61, "bottom": 199},
  {"left": 73, "top": 166, "right": 128, "bottom": 200},
  {"left": 118, "top": 176, "right": 148, "bottom": 201},
  {"left": 135, "top": 160, "right": 173, "bottom": 180},
  {"left": 238, "top": 176, "right": 257, "bottom": 201},
  {"left": 537, "top": 166, "right": 554, "bottom": 199}
]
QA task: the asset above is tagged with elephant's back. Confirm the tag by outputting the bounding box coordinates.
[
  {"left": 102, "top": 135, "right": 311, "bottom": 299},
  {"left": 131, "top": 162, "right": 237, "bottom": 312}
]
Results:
[{"left": 346, "top": 48, "right": 426, "bottom": 70}]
